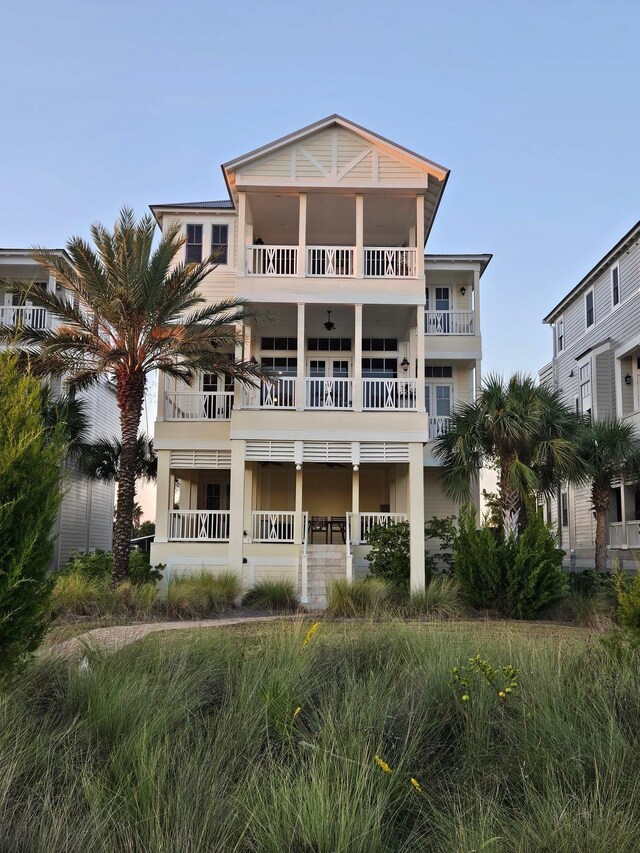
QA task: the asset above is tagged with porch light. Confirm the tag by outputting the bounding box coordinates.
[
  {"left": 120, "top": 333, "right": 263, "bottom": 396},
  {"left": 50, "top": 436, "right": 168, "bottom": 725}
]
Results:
[
  {"left": 625, "top": 373, "right": 632, "bottom": 385},
  {"left": 400, "top": 356, "right": 410, "bottom": 372},
  {"left": 296, "top": 463, "right": 302, "bottom": 471},
  {"left": 460, "top": 286, "right": 467, "bottom": 296},
  {"left": 324, "top": 310, "right": 335, "bottom": 331},
  {"left": 353, "top": 464, "right": 359, "bottom": 471}
]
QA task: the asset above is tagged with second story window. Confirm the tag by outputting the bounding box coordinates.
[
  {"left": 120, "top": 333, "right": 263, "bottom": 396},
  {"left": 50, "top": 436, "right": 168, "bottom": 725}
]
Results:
[
  {"left": 579, "top": 361, "right": 592, "bottom": 418},
  {"left": 611, "top": 265, "right": 620, "bottom": 307},
  {"left": 556, "top": 318, "right": 564, "bottom": 353},
  {"left": 186, "top": 224, "right": 203, "bottom": 264},
  {"left": 211, "top": 224, "right": 229, "bottom": 264},
  {"left": 585, "top": 289, "right": 594, "bottom": 328}
]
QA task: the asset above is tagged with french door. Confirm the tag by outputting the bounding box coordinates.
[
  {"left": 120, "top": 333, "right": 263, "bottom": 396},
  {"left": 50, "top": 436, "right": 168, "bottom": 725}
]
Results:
[
  {"left": 307, "top": 358, "right": 352, "bottom": 408},
  {"left": 201, "top": 372, "right": 233, "bottom": 419}
]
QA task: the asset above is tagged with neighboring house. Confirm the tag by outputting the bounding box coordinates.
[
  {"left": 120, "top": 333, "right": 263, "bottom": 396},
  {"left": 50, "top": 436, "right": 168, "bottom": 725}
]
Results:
[
  {"left": 541, "top": 219, "right": 640, "bottom": 568},
  {"left": 0, "top": 249, "right": 119, "bottom": 568},
  {"left": 149, "top": 114, "right": 491, "bottom": 605}
]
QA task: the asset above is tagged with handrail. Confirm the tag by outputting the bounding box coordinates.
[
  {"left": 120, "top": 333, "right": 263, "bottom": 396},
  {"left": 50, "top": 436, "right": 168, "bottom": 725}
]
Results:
[
  {"left": 168, "top": 510, "right": 230, "bottom": 541},
  {"left": 164, "top": 391, "right": 233, "bottom": 420},
  {"left": 252, "top": 510, "right": 296, "bottom": 543},
  {"left": 425, "top": 310, "right": 474, "bottom": 335}
]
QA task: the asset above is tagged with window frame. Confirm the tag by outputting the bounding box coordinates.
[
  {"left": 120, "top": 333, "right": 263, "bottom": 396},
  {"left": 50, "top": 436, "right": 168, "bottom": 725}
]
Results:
[
  {"left": 211, "top": 223, "right": 229, "bottom": 265},
  {"left": 561, "top": 492, "right": 569, "bottom": 528},
  {"left": 611, "top": 264, "right": 620, "bottom": 309},
  {"left": 556, "top": 316, "right": 564, "bottom": 353},
  {"left": 584, "top": 288, "right": 595, "bottom": 329},
  {"left": 185, "top": 224, "right": 203, "bottom": 264}
]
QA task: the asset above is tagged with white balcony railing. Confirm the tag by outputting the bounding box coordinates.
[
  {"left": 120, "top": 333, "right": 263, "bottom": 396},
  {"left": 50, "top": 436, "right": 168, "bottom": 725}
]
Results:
[
  {"left": 168, "top": 510, "right": 230, "bottom": 541},
  {"left": 347, "top": 512, "right": 408, "bottom": 545},
  {"left": 305, "top": 377, "right": 353, "bottom": 409},
  {"left": 306, "top": 246, "right": 355, "bottom": 277},
  {"left": 251, "top": 511, "right": 296, "bottom": 543},
  {"left": 164, "top": 392, "right": 233, "bottom": 421},
  {"left": 245, "top": 245, "right": 298, "bottom": 276},
  {"left": 0, "top": 305, "right": 49, "bottom": 329},
  {"left": 609, "top": 522, "right": 624, "bottom": 548},
  {"left": 242, "top": 376, "right": 296, "bottom": 409},
  {"left": 428, "top": 416, "right": 452, "bottom": 439},
  {"left": 363, "top": 378, "right": 417, "bottom": 411},
  {"left": 425, "top": 310, "right": 475, "bottom": 335},
  {"left": 364, "top": 247, "right": 417, "bottom": 278},
  {"left": 627, "top": 521, "right": 640, "bottom": 548}
]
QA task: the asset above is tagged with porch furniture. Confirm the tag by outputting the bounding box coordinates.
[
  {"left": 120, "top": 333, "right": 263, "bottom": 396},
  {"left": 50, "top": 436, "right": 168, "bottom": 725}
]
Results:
[
  {"left": 329, "top": 516, "right": 346, "bottom": 544},
  {"left": 309, "top": 515, "right": 328, "bottom": 543}
]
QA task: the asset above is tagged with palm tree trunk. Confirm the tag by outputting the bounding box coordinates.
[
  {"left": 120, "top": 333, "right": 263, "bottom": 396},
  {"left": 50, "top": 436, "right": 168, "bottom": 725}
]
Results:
[
  {"left": 112, "top": 371, "right": 145, "bottom": 585},
  {"left": 592, "top": 485, "right": 610, "bottom": 575}
]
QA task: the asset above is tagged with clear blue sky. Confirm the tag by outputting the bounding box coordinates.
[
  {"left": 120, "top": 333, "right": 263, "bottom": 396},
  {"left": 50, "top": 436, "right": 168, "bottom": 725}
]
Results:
[{"left": 3, "top": 0, "right": 640, "bottom": 376}]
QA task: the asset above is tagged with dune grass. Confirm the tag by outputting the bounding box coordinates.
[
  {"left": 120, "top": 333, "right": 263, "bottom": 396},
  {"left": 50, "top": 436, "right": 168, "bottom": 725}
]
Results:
[{"left": 2, "top": 620, "right": 640, "bottom": 851}]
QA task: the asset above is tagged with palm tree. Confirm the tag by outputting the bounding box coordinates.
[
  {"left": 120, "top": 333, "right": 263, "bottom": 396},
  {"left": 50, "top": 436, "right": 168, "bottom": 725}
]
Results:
[
  {"left": 575, "top": 418, "right": 640, "bottom": 573},
  {"left": 434, "top": 373, "right": 583, "bottom": 536},
  {"left": 39, "top": 385, "right": 89, "bottom": 458},
  {"left": 0, "top": 207, "right": 267, "bottom": 584},
  {"left": 81, "top": 434, "right": 157, "bottom": 483}
]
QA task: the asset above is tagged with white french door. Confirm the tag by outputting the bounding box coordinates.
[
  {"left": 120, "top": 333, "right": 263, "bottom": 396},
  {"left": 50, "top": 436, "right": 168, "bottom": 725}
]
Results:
[{"left": 307, "top": 358, "right": 352, "bottom": 408}]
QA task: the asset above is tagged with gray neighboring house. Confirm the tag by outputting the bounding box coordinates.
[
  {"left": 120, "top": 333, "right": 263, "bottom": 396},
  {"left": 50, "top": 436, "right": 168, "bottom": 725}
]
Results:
[
  {"left": 0, "top": 249, "right": 119, "bottom": 569},
  {"left": 540, "top": 219, "right": 640, "bottom": 569}
]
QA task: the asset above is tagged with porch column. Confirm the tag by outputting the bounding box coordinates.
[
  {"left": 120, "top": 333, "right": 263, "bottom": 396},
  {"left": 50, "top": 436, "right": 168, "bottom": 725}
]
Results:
[
  {"left": 621, "top": 479, "right": 628, "bottom": 547},
  {"left": 473, "top": 267, "right": 480, "bottom": 337},
  {"left": 416, "top": 194, "right": 425, "bottom": 279},
  {"left": 156, "top": 371, "right": 165, "bottom": 421},
  {"left": 351, "top": 465, "right": 360, "bottom": 545},
  {"left": 296, "top": 302, "right": 305, "bottom": 410},
  {"left": 475, "top": 358, "right": 482, "bottom": 401},
  {"left": 355, "top": 194, "right": 364, "bottom": 278},
  {"left": 353, "top": 303, "right": 363, "bottom": 411},
  {"left": 229, "top": 440, "right": 246, "bottom": 580},
  {"left": 408, "top": 442, "right": 425, "bottom": 592},
  {"left": 416, "top": 304, "right": 426, "bottom": 412},
  {"left": 234, "top": 320, "right": 243, "bottom": 409},
  {"left": 238, "top": 192, "right": 247, "bottom": 275},
  {"left": 154, "top": 451, "right": 172, "bottom": 543},
  {"left": 46, "top": 272, "right": 56, "bottom": 294},
  {"left": 298, "top": 193, "right": 307, "bottom": 277}
]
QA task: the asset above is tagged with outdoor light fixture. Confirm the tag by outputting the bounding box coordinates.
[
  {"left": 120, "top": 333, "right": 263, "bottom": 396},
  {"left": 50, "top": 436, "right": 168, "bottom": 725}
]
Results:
[
  {"left": 625, "top": 373, "right": 632, "bottom": 385},
  {"left": 323, "top": 310, "right": 335, "bottom": 331},
  {"left": 353, "top": 464, "right": 359, "bottom": 472},
  {"left": 295, "top": 463, "right": 302, "bottom": 471},
  {"left": 250, "top": 356, "right": 257, "bottom": 365},
  {"left": 460, "top": 286, "right": 467, "bottom": 296},
  {"left": 401, "top": 356, "right": 410, "bottom": 372}
]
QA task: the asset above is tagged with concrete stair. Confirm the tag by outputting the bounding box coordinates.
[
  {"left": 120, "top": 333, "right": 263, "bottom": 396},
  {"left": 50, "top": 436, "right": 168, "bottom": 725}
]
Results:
[{"left": 305, "top": 544, "right": 347, "bottom": 610}]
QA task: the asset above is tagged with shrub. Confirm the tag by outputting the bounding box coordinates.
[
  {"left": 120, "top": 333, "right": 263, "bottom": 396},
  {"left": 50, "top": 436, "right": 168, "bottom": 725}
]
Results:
[
  {"left": 452, "top": 507, "right": 568, "bottom": 618},
  {"left": 167, "top": 572, "right": 241, "bottom": 618},
  {"left": 62, "top": 549, "right": 163, "bottom": 585},
  {"left": 615, "top": 569, "right": 640, "bottom": 630},
  {"left": 424, "top": 515, "right": 456, "bottom": 572},
  {"left": 366, "top": 521, "right": 435, "bottom": 586},
  {"left": 325, "top": 577, "right": 398, "bottom": 617},
  {"left": 405, "top": 575, "right": 462, "bottom": 619},
  {"left": 113, "top": 581, "right": 160, "bottom": 616},
  {"left": 51, "top": 572, "right": 111, "bottom": 616},
  {"left": 0, "top": 354, "right": 65, "bottom": 680},
  {"left": 241, "top": 579, "right": 299, "bottom": 611}
]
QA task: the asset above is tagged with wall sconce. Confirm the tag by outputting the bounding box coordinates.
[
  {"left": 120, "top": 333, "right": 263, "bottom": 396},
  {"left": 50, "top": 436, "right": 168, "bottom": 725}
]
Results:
[
  {"left": 460, "top": 286, "right": 467, "bottom": 296},
  {"left": 400, "top": 356, "right": 410, "bottom": 372},
  {"left": 295, "top": 463, "right": 302, "bottom": 471},
  {"left": 569, "top": 369, "right": 574, "bottom": 378},
  {"left": 353, "top": 464, "right": 359, "bottom": 472},
  {"left": 625, "top": 373, "right": 632, "bottom": 385}
]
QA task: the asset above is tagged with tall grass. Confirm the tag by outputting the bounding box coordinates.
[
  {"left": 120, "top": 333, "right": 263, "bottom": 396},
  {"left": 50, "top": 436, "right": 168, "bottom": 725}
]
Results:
[
  {"left": 241, "top": 578, "right": 299, "bottom": 611},
  {"left": 166, "top": 570, "right": 241, "bottom": 618},
  {"left": 2, "top": 621, "right": 637, "bottom": 851},
  {"left": 325, "top": 577, "right": 398, "bottom": 616}
]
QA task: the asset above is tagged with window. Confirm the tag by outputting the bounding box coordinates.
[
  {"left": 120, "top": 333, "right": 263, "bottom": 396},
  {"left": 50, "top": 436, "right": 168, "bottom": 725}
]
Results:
[
  {"left": 211, "top": 224, "right": 229, "bottom": 264},
  {"left": 425, "top": 365, "right": 453, "bottom": 378},
  {"left": 362, "top": 338, "right": 398, "bottom": 351},
  {"left": 186, "top": 224, "right": 203, "bottom": 263},
  {"left": 585, "top": 289, "right": 594, "bottom": 328},
  {"left": 611, "top": 265, "right": 620, "bottom": 307},
  {"left": 561, "top": 492, "right": 568, "bottom": 528},
  {"left": 556, "top": 318, "right": 564, "bottom": 353},
  {"left": 261, "top": 337, "right": 297, "bottom": 351},
  {"left": 579, "top": 361, "right": 592, "bottom": 417},
  {"left": 425, "top": 384, "right": 452, "bottom": 416},
  {"left": 362, "top": 358, "right": 397, "bottom": 378},
  {"left": 260, "top": 357, "right": 297, "bottom": 376},
  {"left": 425, "top": 287, "right": 450, "bottom": 311},
  {"left": 307, "top": 338, "right": 352, "bottom": 351}
]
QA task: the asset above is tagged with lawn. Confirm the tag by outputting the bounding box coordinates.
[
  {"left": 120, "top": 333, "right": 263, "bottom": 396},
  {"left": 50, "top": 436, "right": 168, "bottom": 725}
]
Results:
[{"left": 2, "top": 619, "right": 639, "bottom": 852}]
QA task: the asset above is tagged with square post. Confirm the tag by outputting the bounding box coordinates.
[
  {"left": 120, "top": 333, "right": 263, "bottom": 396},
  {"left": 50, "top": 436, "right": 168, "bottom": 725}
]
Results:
[
  {"left": 296, "top": 302, "right": 305, "bottom": 410},
  {"left": 355, "top": 194, "right": 364, "bottom": 278},
  {"left": 154, "top": 450, "right": 172, "bottom": 543},
  {"left": 238, "top": 192, "right": 246, "bottom": 275},
  {"left": 416, "top": 194, "right": 425, "bottom": 279},
  {"left": 229, "top": 440, "right": 246, "bottom": 582},
  {"left": 408, "top": 442, "right": 425, "bottom": 593},
  {"left": 416, "top": 304, "right": 425, "bottom": 412},
  {"left": 353, "top": 303, "right": 363, "bottom": 411},
  {"left": 298, "top": 193, "right": 307, "bottom": 277}
]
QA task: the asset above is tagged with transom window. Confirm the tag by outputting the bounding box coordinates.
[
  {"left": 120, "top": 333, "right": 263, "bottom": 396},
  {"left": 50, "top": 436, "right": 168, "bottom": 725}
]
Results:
[
  {"left": 611, "top": 265, "right": 620, "bottom": 307},
  {"left": 307, "top": 338, "right": 352, "bottom": 351},
  {"left": 362, "top": 358, "right": 397, "bottom": 378},
  {"left": 261, "top": 337, "right": 297, "bottom": 351},
  {"left": 186, "top": 224, "right": 203, "bottom": 264},
  {"left": 362, "top": 338, "right": 398, "bottom": 351},
  {"left": 585, "top": 289, "right": 594, "bottom": 328},
  {"left": 211, "top": 224, "right": 228, "bottom": 265},
  {"left": 425, "top": 365, "right": 453, "bottom": 378}
]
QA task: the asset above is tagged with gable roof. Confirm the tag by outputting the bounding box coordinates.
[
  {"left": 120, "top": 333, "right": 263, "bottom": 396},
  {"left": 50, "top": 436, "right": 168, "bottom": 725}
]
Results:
[{"left": 543, "top": 218, "right": 640, "bottom": 324}]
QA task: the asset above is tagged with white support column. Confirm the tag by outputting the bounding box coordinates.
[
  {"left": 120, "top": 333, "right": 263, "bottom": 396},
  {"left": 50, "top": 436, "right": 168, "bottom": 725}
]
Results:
[
  {"left": 416, "top": 304, "right": 425, "bottom": 412},
  {"left": 298, "top": 193, "right": 307, "bottom": 277},
  {"left": 154, "top": 451, "right": 172, "bottom": 543},
  {"left": 238, "top": 192, "right": 247, "bottom": 275},
  {"left": 296, "top": 303, "right": 305, "bottom": 410},
  {"left": 294, "top": 465, "right": 304, "bottom": 544},
  {"left": 355, "top": 194, "right": 364, "bottom": 278},
  {"left": 351, "top": 465, "right": 360, "bottom": 545},
  {"left": 47, "top": 272, "right": 56, "bottom": 294},
  {"left": 475, "top": 358, "right": 482, "bottom": 400},
  {"left": 234, "top": 320, "right": 243, "bottom": 409},
  {"left": 621, "top": 479, "right": 628, "bottom": 548},
  {"left": 473, "top": 267, "right": 480, "bottom": 338},
  {"left": 416, "top": 195, "right": 425, "bottom": 279},
  {"left": 229, "top": 440, "right": 246, "bottom": 581},
  {"left": 353, "top": 303, "right": 363, "bottom": 411},
  {"left": 408, "top": 442, "right": 425, "bottom": 593},
  {"left": 615, "top": 357, "right": 624, "bottom": 417}
]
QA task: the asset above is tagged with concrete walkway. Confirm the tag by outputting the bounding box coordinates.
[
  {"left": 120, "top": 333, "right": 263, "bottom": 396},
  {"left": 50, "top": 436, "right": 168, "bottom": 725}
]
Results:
[{"left": 52, "top": 614, "right": 304, "bottom": 659}]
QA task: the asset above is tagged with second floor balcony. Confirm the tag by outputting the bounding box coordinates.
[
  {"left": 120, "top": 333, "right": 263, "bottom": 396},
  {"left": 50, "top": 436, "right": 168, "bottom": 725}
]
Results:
[
  {"left": 0, "top": 304, "right": 52, "bottom": 330},
  {"left": 245, "top": 244, "right": 418, "bottom": 279}
]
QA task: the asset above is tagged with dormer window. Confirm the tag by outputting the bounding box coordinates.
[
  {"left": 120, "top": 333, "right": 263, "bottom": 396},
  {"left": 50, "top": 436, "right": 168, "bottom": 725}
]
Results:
[
  {"left": 186, "top": 224, "right": 203, "bottom": 263},
  {"left": 611, "top": 265, "right": 620, "bottom": 307}
]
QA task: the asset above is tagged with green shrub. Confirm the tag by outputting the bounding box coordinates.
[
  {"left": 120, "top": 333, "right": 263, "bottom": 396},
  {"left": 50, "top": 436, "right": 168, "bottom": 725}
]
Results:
[
  {"left": 405, "top": 575, "right": 462, "bottom": 618},
  {"left": 325, "top": 577, "right": 398, "bottom": 617},
  {"left": 241, "top": 579, "right": 299, "bottom": 611},
  {"left": 452, "top": 507, "right": 568, "bottom": 618},
  {"left": 424, "top": 515, "right": 456, "bottom": 572},
  {"left": 366, "top": 521, "right": 435, "bottom": 586},
  {"left": 167, "top": 571, "right": 241, "bottom": 618},
  {"left": 615, "top": 569, "right": 640, "bottom": 630},
  {"left": 569, "top": 569, "right": 616, "bottom": 596},
  {"left": 0, "top": 354, "right": 66, "bottom": 680},
  {"left": 51, "top": 571, "right": 112, "bottom": 616},
  {"left": 62, "top": 549, "right": 163, "bottom": 585}
]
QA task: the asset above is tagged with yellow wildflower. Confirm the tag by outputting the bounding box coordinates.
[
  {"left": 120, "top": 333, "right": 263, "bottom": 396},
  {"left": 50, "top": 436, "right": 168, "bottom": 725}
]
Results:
[
  {"left": 374, "top": 755, "right": 392, "bottom": 774},
  {"left": 461, "top": 694, "right": 470, "bottom": 702},
  {"left": 410, "top": 777, "right": 422, "bottom": 792},
  {"left": 293, "top": 706, "right": 302, "bottom": 719},
  {"left": 303, "top": 621, "right": 321, "bottom": 648},
  {"left": 498, "top": 691, "right": 506, "bottom": 699}
]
